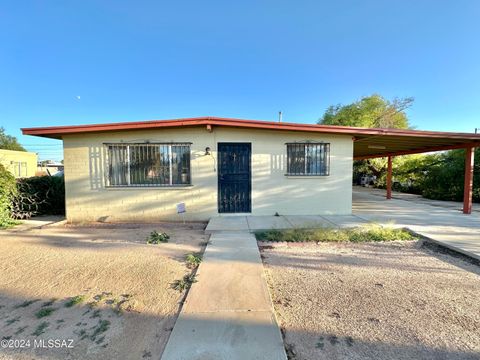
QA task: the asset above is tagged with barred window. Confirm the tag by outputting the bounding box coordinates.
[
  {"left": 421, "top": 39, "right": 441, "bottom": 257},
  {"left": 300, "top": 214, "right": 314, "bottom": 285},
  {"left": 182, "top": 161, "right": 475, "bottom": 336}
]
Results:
[
  {"left": 106, "top": 143, "right": 191, "bottom": 187},
  {"left": 286, "top": 143, "right": 330, "bottom": 176}
]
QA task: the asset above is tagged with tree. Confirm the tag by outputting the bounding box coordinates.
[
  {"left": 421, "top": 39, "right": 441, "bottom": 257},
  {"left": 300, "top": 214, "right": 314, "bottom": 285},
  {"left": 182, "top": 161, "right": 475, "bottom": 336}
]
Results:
[
  {"left": 320, "top": 94, "right": 415, "bottom": 189},
  {"left": 422, "top": 148, "right": 480, "bottom": 202},
  {"left": 319, "top": 94, "right": 414, "bottom": 129},
  {"left": 0, "top": 127, "right": 26, "bottom": 151}
]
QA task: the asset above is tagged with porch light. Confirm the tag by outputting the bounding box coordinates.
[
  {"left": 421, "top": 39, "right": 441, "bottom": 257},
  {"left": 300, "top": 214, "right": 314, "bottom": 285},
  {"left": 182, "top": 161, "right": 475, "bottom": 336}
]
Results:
[{"left": 205, "top": 147, "right": 211, "bottom": 155}]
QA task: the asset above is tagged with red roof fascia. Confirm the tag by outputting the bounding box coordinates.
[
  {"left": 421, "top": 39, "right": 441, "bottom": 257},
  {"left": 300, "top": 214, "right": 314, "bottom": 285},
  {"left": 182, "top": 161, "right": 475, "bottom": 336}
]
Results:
[{"left": 21, "top": 116, "right": 480, "bottom": 140}]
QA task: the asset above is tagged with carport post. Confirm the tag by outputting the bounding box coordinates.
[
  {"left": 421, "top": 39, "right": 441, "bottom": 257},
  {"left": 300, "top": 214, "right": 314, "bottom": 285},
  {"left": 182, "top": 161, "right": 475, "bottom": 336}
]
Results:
[
  {"left": 386, "top": 156, "right": 393, "bottom": 200},
  {"left": 463, "top": 146, "right": 475, "bottom": 214}
]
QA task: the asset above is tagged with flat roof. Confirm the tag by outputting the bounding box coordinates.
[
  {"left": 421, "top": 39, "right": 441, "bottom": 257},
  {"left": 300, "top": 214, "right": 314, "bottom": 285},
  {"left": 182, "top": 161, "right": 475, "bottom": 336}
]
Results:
[{"left": 21, "top": 116, "right": 480, "bottom": 159}]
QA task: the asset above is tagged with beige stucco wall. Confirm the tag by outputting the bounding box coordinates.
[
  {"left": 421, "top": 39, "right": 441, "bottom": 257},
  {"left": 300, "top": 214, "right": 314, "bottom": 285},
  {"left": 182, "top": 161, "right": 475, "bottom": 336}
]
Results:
[
  {"left": 0, "top": 149, "right": 38, "bottom": 178},
  {"left": 63, "top": 127, "right": 353, "bottom": 222}
]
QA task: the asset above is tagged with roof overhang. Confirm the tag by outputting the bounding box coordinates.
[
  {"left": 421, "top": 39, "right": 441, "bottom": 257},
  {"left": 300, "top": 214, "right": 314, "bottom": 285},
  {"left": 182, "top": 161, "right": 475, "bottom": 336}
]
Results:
[{"left": 21, "top": 116, "right": 480, "bottom": 159}]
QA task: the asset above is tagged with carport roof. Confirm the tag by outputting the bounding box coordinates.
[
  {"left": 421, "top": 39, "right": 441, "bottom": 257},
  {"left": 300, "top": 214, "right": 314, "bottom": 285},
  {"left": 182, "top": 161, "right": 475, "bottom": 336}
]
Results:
[{"left": 22, "top": 116, "right": 480, "bottom": 159}]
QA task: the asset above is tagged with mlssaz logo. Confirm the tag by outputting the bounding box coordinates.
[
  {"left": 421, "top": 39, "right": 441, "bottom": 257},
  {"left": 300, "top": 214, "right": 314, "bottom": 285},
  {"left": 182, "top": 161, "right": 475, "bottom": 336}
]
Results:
[{"left": 34, "top": 339, "right": 74, "bottom": 349}]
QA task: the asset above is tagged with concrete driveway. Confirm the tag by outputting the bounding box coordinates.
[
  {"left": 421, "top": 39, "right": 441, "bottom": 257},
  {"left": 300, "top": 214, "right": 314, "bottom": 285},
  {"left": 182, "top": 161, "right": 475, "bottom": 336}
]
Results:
[{"left": 353, "top": 187, "right": 480, "bottom": 260}]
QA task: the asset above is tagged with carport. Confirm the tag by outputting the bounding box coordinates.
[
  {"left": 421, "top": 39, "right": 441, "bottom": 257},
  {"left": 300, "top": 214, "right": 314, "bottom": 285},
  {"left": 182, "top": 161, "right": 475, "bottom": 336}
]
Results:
[{"left": 352, "top": 128, "right": 480, "bottom": 214}]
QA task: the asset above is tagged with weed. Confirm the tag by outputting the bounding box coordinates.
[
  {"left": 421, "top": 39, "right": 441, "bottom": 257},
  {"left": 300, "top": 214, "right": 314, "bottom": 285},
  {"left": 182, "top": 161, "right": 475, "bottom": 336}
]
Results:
[
  {"left": 146, "top": 231, "right": 169, "bottom": 244},
  {"left": 32, "top": 321, "right": 49, "bottom": 336},
  {"left": 14, "top": 299, "right": 40, "bottom": 309},
  {"left": 35, "top": 307, "right": 55, "bottom": 318},
  {"left": 113, "top": 299, "right": 128, "bottom": 314},
  {"left": 65, "top": 295, "right": 86, "bottom": 308},
  {"left": 90, "top": 320, "right": 110, "bottom": 341},
  {"left": 87, "top": 301, "right": 99, "bottom": 308},
  {"left": 185, "top": 253, "right": 202, "bottom": 268},
  {"left": 41, "top": 298, "right": 57, "bottom": 307},
  {"left": 77, "top": 328, "right": 87, "bottom": 338},
  {"left": 255, "top": 225, "right": 418, "bottom": 243},
  {"left": 316, "top": 336, "right": 325, "bottom": 349},
  {"left": 14, "top": 326, "right": 27, "bottom": 335},
  {"left": 93, "top": 292, "right": 111, "bottom": 302},
  {"left": 90, "top": 309, "right": 102, "bottom": 319},
  {"left": 171, "top": 274, "right": 197, "bottom": 292},
  {"left": 5, "top": 316, "right": 20, "bottom": 325}
]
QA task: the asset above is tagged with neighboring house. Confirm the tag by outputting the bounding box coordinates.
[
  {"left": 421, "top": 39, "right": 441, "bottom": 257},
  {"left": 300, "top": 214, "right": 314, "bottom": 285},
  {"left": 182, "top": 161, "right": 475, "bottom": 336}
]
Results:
[
  {"left": 0, "top": 149, "right": 38, "bottom": 178},
  {"left": 37, "top": 160, "right": 64, "bottom": 176},
  {"left": 22, "top": 117, "right": 480, "bottom": 222}
]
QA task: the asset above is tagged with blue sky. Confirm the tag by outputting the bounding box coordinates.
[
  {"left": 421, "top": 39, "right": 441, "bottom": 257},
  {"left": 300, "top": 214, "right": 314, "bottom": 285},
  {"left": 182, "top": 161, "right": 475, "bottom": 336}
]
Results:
[{"left": 1, "top": 0, "right": 479, "bottom": 160}]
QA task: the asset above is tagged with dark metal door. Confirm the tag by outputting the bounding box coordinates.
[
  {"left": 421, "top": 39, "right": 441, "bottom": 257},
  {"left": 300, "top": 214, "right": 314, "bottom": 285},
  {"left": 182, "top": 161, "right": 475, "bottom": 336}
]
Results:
[{"left": 218, "top": 143, "right": 251, "bottom": 213}]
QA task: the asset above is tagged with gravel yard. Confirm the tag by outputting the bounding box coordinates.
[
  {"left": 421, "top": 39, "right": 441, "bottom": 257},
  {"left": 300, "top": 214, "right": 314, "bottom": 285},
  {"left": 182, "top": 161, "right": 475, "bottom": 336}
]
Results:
[
  {"left": 0, "top": 222, "right": 207, "bottom": 360},
  {"left": 261, "top": 240, "right": 480, "bottom": 360}
]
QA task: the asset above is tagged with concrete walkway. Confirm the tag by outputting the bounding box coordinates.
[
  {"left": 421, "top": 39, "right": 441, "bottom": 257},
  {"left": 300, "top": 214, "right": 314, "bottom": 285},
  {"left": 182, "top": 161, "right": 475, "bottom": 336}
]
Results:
[
  {"left": 1, "top": 215, "right": 65, "bottom": 233},
  {"left": 161, "top": 231, "right": 287, "bottom": 360},
  {"left": 206, "top": 214, "right": 369, "bottom": 233}
]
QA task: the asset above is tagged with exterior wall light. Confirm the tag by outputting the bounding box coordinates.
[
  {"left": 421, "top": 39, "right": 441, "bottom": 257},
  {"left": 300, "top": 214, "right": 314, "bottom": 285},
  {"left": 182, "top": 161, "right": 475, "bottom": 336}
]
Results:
[{"left": 205, "top": 147, "right": 211, "bottom": 155}]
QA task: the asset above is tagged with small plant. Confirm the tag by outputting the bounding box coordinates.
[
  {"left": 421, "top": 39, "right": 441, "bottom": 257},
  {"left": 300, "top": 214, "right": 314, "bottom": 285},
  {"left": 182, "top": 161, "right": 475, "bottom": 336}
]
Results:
[
  {"left": 35, "top": 307, "right": 55, "bottom": 318},
  {"left": 171, "top": 274, "right": 197, "bottom": 292},
  {"left": 14, "top": 326, "right": 27, "bottom": 335},
  {"left": 90, "top": 309, "right": 102, "bottom": 319},
  {"left": 5, "top": 316, "right": 20, "bottom": 325},
  {"left": 90, "top": 320, "right": 110, "bottom": 341},
  {"left": 32, "top": 321, "right": 49, "bottom": 336},
  {"left": 185, "top": 253, "right": 202, "bottom": 269},
  {"left": 146, "top": 231, "right": 170, "bottom": 244},
  {"left": 42, "top": 298, "right": 57, "bottom": 307},
  {"left": 14, "top": 299, "right": 40, "bottom": 309},
  {"left": 65, "top": 295, "right": 86, "bottom": 308}
]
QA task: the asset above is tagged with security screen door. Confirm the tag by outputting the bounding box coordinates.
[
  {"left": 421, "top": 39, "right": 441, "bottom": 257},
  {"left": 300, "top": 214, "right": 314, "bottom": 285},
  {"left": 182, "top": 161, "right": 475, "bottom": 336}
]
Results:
[{"left": 217, "top": 143, "right": 251, "bottom": 213}]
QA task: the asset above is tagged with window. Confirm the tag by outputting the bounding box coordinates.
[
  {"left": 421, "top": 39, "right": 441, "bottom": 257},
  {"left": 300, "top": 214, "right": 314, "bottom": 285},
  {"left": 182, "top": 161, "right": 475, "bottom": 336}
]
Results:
[
  {"left": 12, "top": 162, "right": 27, "bottom": 177},
  {"left": 106, "top": 143, "right": 191, "bottom": 187},
  {"left": 286, "top": 143, "right": 330, "bottom": 176}
]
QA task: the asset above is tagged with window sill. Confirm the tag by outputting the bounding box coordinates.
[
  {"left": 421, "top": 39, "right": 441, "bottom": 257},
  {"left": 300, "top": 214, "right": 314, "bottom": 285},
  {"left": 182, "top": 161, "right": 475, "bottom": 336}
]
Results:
[
  {"left": 105, "top": 185, "right": 195, "bottom": 190},
  {"left": 285, "top": 175, "right": 330, "bottom": 179}
]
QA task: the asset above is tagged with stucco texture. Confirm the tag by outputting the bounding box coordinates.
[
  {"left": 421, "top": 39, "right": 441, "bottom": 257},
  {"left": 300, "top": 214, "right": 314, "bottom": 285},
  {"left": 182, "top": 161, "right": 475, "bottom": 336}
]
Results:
[
  {"left": 63, "top": 127, "right": 353, "bottom": 222},
  {"left": 0, "top": 149, "right": 37, "bottom": 178}
]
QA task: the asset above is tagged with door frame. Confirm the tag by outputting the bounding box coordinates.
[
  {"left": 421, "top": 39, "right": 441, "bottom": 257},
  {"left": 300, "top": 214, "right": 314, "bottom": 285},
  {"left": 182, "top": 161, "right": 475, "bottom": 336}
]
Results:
[{"left": 217, "top": 142, "right": 252, "bottom": 214}]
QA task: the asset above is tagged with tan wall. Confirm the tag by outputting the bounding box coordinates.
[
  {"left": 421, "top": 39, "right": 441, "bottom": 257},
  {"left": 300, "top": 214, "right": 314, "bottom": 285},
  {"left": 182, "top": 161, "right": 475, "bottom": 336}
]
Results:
[
  {"left": 63, "top": 127, "right": 353, "bottom": 222},
  {"left": 0, "top": 149, "right": 38, "bottom": 178}
]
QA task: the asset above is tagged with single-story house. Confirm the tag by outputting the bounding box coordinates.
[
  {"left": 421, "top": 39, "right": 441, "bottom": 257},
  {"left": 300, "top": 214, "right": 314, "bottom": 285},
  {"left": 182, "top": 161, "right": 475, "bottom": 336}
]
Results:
[
  {"left": 0, "top": 149, "right": 38, "bottom": 178},
  {"left": 22, "top": 117, "right": 480, "bottom": 222}
]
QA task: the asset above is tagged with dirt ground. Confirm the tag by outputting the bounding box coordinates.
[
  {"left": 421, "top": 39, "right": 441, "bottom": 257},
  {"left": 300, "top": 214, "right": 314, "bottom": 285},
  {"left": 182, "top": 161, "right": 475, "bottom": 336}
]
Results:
[
  {"left": 0, "top": 222, "right": 208, "bottom": 360},
  {"left": 261, "top": 240, "right": 480, "bottom": 360}
]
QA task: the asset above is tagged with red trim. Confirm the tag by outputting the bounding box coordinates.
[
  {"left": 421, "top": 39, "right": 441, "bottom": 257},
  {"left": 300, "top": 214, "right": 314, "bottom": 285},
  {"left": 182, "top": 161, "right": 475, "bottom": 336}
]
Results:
[
  {"left": 386, "top": 156, "right": 393, "bottom": 200},
  {"left": 21, "top": 116, "right": 480, "bottom": 140},
  {"left": 354, "top": 142, "right": 480, "bottom": 160},
  {"left": 463, "top": 147, "right": 475, "bottom": 214}
]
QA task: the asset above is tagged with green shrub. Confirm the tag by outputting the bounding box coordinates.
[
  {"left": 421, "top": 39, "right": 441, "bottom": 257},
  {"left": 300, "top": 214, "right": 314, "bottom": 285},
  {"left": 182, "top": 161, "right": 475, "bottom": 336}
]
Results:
[
  {"left": 65, "top": 295, "right": 85, "bottom": 308},
  {"left": 171, "top": 274, "right": 197, "bottom": 292},
  {"left": 185, "top": 253, "right": 202, "bottom": 268},
  {"left": 0, "top": 164, "right": 18, "bottom": 228},
  {"left": 13, "top": 176, "right": 65, "bottom": 217},
  {"left": 255, "top": 226, "right": 418, "bottom": 243},
  {"left": 146, "top": 231, "right": 170, "bottom": 244},
  {"left": 35, "top": 307, "right": 55, "bottom": 318}
]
